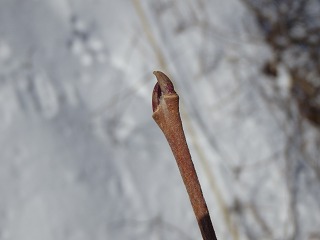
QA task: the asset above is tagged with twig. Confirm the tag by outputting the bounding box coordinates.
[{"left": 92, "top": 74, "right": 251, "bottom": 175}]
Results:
[{"left": 152, "top": 71, "right": 218, "bottom": 240}]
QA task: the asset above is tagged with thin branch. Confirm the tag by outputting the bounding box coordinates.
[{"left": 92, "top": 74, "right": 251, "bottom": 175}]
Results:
[{"left": 152, "top": 71, "right": 218, "bottom": 240}]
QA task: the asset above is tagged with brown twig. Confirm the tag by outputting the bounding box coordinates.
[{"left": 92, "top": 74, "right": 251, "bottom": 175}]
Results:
[{"left": 152, "top": 71, "right": 218, "bottom": 240}]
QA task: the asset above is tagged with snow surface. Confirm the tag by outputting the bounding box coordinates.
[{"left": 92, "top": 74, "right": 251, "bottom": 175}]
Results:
[{"left": 0, "top": 0, "right": 319, "bottom": 239}]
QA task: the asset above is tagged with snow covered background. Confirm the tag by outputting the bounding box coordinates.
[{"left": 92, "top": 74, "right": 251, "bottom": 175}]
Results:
[{"left": 0, "top": 0, "right": 319, "bottom": 239}]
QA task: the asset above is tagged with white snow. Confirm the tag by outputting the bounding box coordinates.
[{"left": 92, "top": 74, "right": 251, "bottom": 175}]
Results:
[{"left": 0, "top": 0, "right": 319, "bottom": 240}]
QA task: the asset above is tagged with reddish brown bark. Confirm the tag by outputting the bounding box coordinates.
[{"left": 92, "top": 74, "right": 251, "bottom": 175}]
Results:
[{"left": 152, "top": 71, "right": 218, "bottom": 240}]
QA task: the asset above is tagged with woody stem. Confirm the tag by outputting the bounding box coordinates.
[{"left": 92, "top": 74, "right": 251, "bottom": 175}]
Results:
[{"left": 152, "top": 71, "right": 218, "bottom": 240}]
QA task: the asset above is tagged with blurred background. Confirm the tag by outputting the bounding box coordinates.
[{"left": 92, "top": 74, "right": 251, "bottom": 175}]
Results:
[{"left": 0, "top": 0, "right": 320, "bottom": 239}]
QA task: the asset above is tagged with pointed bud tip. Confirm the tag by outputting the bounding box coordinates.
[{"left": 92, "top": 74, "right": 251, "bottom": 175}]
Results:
[{"left": 153, "top": 71, "right": 176, "bottom": 95}]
